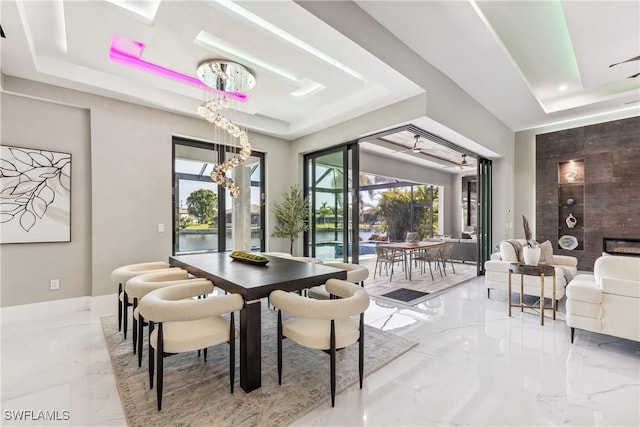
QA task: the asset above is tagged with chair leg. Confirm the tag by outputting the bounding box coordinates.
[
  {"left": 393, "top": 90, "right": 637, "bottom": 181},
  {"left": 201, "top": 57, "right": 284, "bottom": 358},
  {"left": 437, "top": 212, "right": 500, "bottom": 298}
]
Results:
[
  {"left": 487, "top": 288, "right": 491, "bottom": 299},
  {"left": 118, "top": 284, "right": 123, "bottom": 332},
  {"left": 132, "top": 298, "right": 138, "bottom": 354},
  {"left": 359, "top": 313, "right": 364, "bottom": 389},
  {"left": 450, "top": 258, "right": 456, "bottom": 274},
  {"left": 571, "top": 327, "right": 575, "bottom": 344},
  {"left": 148, "top": 321, "right": 155, "bottom": 389},
  {"left": 277, "top": 310, "right": 283, "bottom": 385},
  {"left": 229, "top": 312, "right": 235, "bottom": 393},
  {"left": 204, "top": 348, "right": 208, "bottom": 362},
  {"left": 123, "top": 290, "right": 129, "bottom": 339},
  {"left": 137, "top": 314, "right": 144, "bottom": 367},
  {"left": 330, "top": 319, "right": 336, "bottom": 408},
  {"left": 156, "top": 322, "right": 163, "bottom": 411},
  {"left": 428, "top": 261, "right": 434, "bottom": 281}
]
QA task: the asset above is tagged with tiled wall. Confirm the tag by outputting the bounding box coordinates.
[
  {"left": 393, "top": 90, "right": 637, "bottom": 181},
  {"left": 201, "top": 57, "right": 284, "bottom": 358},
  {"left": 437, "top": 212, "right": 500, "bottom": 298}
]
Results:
[{"left": 535, "top": 116, "right": 640, "bottom": 271}]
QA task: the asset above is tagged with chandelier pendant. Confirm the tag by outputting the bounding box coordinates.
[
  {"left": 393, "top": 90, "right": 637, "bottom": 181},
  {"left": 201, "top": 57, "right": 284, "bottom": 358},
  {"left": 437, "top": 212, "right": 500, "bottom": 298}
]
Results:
[{"left": 196, "top": 60, "right": 255, "bottom": 197}]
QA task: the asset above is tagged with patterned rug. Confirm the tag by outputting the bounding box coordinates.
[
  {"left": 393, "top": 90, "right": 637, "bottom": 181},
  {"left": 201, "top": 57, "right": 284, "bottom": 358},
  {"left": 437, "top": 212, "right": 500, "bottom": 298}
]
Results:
[{"left": 101, "top": 304, "right": 417, "bottom": 426}]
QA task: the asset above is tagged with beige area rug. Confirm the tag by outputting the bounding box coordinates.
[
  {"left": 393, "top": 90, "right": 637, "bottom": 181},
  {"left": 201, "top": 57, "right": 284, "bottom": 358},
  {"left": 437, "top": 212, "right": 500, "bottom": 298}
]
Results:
[
  {"left": 359, "top": 256, "right": 478, "bottom": 305},
  {"left": 101, "top": 305, "right": 417, "bottom": 427}
]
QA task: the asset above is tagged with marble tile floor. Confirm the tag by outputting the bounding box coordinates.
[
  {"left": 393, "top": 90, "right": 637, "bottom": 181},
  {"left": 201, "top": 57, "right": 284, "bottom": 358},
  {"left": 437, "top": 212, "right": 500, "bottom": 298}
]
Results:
[{"left": 2, "top": 276, "right": 639, "bottom": 426}]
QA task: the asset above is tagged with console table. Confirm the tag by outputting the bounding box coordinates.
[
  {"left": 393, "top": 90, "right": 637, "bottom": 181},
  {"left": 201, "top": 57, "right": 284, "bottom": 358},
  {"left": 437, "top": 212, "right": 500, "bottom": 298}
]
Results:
[{"left": 508, "top": 263, "right": 556, "bottom": 325}]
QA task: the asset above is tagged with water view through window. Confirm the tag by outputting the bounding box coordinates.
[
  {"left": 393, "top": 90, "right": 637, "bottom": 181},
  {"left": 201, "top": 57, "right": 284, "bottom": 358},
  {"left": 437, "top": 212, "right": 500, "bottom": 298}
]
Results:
[{"left": 173, "top": 138, "right": 264, "bottom": 254}]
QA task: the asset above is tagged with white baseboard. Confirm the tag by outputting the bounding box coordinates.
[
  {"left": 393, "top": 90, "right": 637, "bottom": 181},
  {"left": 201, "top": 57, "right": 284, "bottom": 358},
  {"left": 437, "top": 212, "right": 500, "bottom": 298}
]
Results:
[{"left": 0, "top": 294, "right": 118, "bottom": 324}]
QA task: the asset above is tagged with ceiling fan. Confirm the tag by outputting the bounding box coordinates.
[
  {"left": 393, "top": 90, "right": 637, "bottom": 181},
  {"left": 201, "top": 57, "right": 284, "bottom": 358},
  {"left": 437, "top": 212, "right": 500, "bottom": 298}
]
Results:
[
  {"left": 609, "top": 55, "right": 640, "bottom": 79},
  {"left": 458, "top": 154, "right": 469, "bottom": 169},
  {"left": 392, "top": 134, "right": 424, "bottom": 154}
]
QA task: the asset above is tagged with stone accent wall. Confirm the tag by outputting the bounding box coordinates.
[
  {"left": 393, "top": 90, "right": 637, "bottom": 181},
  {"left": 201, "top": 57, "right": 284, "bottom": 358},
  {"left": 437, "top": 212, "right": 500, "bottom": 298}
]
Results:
[{"left": 536, "top": 116, "right": 640, "bottom": 271}]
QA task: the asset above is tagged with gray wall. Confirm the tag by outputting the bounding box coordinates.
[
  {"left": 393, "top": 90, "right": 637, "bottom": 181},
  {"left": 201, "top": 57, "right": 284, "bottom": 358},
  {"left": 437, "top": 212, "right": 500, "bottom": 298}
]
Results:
[
  {"left": 1, "top": 93, "right": 91, "bottom": 306},
  {"left": 1, "top": 77, "right": 290, "bottom": 306}
]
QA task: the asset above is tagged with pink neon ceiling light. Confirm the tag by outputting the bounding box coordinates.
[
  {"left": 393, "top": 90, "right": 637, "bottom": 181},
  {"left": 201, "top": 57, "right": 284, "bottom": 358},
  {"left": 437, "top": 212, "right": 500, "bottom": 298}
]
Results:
[{"left": 108, "top": 34, "right": 248, "bottom": 101}]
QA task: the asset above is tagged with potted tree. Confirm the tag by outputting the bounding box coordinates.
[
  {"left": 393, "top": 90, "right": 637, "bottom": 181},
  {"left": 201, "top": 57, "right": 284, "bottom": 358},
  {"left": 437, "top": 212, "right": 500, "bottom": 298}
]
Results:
[{"left": 272, "top": 185, "right": 310, "bottom": 255}]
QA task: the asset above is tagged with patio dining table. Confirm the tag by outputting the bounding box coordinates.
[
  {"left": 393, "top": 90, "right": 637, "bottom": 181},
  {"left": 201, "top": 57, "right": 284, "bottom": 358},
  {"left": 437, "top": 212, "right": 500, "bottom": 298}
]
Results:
[{"left": 382, "top": 241, "right": 446, "bottom": 280}]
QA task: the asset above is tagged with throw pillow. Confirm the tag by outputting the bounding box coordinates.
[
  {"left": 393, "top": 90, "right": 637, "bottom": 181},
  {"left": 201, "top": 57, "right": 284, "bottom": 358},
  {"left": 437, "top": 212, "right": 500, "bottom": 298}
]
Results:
[
  {"left": 537, "top": 240, "right": 554, "bottom": 264},
  {"left": 499, "top": 240, "right": 521, "bottom": 262}
]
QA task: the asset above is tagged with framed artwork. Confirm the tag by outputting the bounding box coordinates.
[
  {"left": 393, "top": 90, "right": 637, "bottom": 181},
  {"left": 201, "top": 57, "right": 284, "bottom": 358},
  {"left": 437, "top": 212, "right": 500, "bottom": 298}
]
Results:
[{"left": 0, "top": 145, "right": 71, "bottom": 244}]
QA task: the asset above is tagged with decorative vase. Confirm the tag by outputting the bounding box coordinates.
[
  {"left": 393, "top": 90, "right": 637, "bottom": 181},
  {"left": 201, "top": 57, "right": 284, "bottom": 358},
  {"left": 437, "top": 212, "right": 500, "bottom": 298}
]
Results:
[
  {"left": 565, "top": 213, "right": 577, "bottom": 229},
  {"left": 523, "top": 245, "right": 541, "bottom": 266}
]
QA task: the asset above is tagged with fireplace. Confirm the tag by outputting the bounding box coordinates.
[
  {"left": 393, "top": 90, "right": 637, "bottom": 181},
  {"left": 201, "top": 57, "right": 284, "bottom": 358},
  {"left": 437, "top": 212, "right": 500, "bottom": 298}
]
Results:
[{"left": 602, "top": 238, "right": 640, "bottom": 257}]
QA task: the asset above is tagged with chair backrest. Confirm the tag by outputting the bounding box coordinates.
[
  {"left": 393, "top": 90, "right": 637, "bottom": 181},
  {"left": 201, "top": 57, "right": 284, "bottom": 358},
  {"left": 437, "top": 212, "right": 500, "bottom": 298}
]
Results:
[
  {"left": 139, "top": 281, "right": 242, "bottom": 323},
  {"left": 111, "top": 261, "right": 170, "bottom": 283},
  {"left": 405, "top": 232, "right": 420, "bottom": 243},
  {"left": 263, "top": 252, "right": 292, "bottom": 258},
  {"left": 325, "top": 262, "right": 369, "bottom": 283},
  {"left": 270, "top": 279, "right": 369, "bottom": 320},
  {"left": 440, "top": 243, "right": 453, "bottom": 257},
  {"left": 422, "top": 247, "right": 440, "bottom": 261},
  {"left": 375, "top": 245, "right": 394, "bottom": 260},
  {"left": 125, "top": 269, "right": 204, "bottom": 299},
  {"left": 290, "top": 256, "right": 323, "bottom": 264}
]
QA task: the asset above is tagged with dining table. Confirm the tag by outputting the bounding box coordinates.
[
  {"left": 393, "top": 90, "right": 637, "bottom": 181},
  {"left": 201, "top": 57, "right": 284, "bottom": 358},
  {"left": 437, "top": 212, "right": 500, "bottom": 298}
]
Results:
[
  {"left": 169, "top": 252, "right": 347, "bottom": 393},
  {"left": 382, "top": 241, "right": 446, "bottom": 280}
]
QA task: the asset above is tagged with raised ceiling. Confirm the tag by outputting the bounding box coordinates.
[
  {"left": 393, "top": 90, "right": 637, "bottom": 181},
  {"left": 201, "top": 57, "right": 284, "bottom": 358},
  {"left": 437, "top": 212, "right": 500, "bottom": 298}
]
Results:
[{"left": 1, "top": 0, "right": 638, "bottom": 145}]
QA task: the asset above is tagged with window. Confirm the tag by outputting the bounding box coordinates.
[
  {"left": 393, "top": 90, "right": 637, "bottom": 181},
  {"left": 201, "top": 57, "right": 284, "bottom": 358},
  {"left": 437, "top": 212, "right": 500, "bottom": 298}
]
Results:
[{"left": 173, "top": 137, "right": 265, "bottom": 254}]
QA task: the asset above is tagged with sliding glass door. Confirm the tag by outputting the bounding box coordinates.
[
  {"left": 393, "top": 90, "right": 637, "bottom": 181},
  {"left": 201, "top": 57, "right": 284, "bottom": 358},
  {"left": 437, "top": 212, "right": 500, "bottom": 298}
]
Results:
[
  {"left": 477, "top": 158, "right": 492, "bottom": 274},
  {"left": 304, "top": 143, "right": 359, "bottom": 262},
  {"left": 173, "top": 137, "right": 265, "bottom": 255}
]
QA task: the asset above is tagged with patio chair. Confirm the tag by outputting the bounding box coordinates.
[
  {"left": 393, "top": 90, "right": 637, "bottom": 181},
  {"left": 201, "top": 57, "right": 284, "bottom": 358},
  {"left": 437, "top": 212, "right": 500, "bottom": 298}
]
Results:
[
  {"left": 414, "top": 247, "right": 442, "bottom": 280},
  {"left": 439, "top": 243, "right": 456, "bottom": 275},
  {"left": 373, "top": 245, "right": 404, "bottom": 281}
]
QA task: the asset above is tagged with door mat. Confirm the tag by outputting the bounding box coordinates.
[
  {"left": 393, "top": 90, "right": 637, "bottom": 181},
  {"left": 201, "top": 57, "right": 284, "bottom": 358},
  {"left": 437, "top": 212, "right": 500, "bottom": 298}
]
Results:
[{"left": 380, "top": 288, "right": 429, "bottom": 303}]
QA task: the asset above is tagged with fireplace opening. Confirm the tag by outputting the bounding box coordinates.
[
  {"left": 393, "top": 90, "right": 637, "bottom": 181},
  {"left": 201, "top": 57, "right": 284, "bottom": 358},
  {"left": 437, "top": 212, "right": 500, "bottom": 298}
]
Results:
[{"left": 603, "top": 238, "right": 640, "bottom": 257}]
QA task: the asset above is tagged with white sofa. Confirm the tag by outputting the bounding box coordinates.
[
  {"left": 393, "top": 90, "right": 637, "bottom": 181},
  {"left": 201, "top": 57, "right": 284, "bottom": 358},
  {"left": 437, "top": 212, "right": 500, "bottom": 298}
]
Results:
[
  {"left": 485, "top": 239, "right": 578, "bottom": 301},
  {"left": 566, "top": 255, "right": 640, "bottom": 343}
]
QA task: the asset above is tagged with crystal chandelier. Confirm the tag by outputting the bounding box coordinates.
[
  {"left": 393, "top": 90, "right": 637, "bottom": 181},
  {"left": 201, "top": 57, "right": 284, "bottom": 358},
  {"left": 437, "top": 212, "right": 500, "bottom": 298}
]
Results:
[{"left": 196, "top": 60, "right": 256, "bottom": 198}]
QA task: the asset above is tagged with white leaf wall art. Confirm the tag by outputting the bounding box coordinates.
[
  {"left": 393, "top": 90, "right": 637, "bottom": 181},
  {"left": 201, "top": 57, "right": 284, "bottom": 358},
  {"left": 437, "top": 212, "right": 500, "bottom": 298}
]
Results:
[{"left": 0, "top": 145, "right": 71, "bottom": 243}]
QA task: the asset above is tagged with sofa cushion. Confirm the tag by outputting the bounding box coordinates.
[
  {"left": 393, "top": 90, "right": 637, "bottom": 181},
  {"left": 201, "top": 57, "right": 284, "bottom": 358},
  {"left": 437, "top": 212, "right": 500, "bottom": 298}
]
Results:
[
  {"left": 601, "top": 278, "right": 640, "bottom": 298},
  {"left": 537, "top": 240, "right": 554, "bottom": 265}
]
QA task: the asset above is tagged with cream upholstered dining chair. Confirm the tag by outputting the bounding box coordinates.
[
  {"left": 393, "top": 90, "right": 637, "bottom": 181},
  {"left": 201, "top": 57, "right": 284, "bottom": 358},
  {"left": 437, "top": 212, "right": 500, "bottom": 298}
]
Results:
[
  {"left": 262, "top": 252, "right": 293, "bottom": 258},
  {"left": 125, "top": 269, "right": 208, "bottom": 367},
  {"left": 289, "top": 256, "right": 324, "bottom": 264},
  {"left": 138, "top": 281, "right": 244, "bottom": 411},
  {"left": 307, "top": 262, "right": 369, "bottom": 300},
  {"left": 111, "top": 261, "right": 169, "bottom": 337},
  {"left": 269, "top": 279, "right": 370, "bottom": 407}
]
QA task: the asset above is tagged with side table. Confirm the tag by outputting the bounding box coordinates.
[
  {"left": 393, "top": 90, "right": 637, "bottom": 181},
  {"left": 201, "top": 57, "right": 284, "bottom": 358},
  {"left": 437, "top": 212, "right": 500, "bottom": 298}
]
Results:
[{"left": 508, "top": 263, "right": 556, "bottom": 325}]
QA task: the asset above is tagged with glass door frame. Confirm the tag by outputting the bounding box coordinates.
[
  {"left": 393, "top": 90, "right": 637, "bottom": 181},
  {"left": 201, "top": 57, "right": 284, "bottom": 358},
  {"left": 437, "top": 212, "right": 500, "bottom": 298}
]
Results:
[{"left": 303, "top": 142, "right": 359, "bottom": 263}]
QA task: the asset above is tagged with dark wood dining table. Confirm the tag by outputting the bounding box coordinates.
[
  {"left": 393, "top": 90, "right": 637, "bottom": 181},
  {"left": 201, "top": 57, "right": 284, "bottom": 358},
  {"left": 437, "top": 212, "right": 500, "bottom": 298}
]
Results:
[
  {"left": 382, "top": 241, "right": 446, "bottom": 280},
  {"left": 169, "top": 252, "right": 347, "bottom": 393}
]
